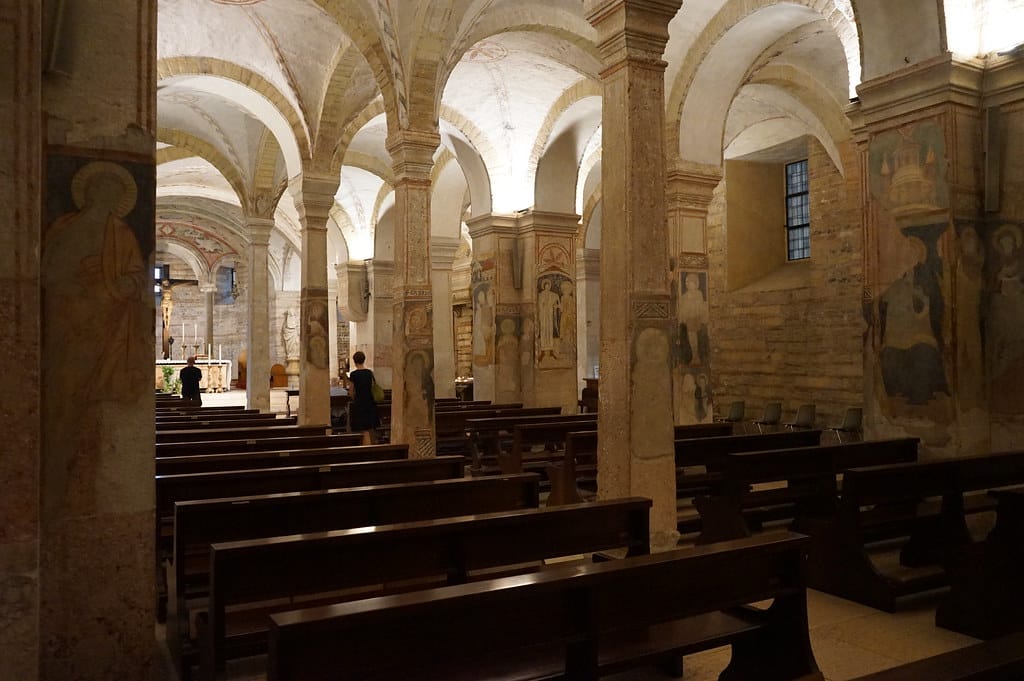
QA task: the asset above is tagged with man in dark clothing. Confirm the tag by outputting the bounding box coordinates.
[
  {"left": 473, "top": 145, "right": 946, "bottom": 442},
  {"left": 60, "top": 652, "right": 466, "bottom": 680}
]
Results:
[{"left": 180, "top": 356, "right": 203, "bottom": 407}]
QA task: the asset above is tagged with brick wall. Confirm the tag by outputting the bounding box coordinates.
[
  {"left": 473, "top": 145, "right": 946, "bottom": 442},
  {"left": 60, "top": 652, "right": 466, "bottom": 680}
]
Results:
[{"left": 707, "top": 138, "right": 864, "bottom": 429}]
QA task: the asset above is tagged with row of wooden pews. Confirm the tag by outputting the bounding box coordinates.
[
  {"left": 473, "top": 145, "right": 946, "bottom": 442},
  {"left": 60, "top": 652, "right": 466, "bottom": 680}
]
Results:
[{"left": 153, "top": 401, "right": 833, "bottom": 681}]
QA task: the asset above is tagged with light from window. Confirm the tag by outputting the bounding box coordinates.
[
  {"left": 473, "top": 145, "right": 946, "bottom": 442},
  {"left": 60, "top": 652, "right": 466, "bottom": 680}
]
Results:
[{"left": 785, "top": 160, "right": 810, "bottom": 260}]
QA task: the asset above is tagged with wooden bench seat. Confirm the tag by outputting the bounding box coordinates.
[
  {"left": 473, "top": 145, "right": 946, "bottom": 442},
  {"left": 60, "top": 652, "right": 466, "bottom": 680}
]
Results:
[
  {"left": 690, "top": 438, "right": 920, "bottom": 544},
  {"left": 155, "top": 434, "right": 360, "bottom": 458},
  {"left": 156, "top": 416, "right": 296, "bottom": 430},
  {"left": 156, "top": 424, "right": 331, "bottom": 444},
  {"left": 803, "top": 449, "right": 1024, "bottom": 612},
  {"left": 266, "top": 531, "right": 821, "bottom": 681},
  {"left": 168, "top": 473, "right": 541, "bottom": 680},
  {"left": 465, "top": 411, "right": 592, "bottom": 472},
  {"left": 197, "top": 498, "right": 653, "bottom": 680},
  {"left": 155, "top": 443, "right": 408, "bottom": 476}
]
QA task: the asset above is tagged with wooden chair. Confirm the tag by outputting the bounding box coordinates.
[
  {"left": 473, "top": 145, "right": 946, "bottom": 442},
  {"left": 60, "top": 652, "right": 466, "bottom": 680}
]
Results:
[{"left": 714, "top": 400, "right": 745, "bottom": 433}]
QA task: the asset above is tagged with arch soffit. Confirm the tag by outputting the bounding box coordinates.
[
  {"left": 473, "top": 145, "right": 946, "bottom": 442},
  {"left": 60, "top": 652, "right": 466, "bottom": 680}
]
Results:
[
  {"left": 431, "top": 150, "right": 470, "bottom": 240},
  {"left": 532, "top": 81, "right": 602, "bottom": 214},
  {"left": 155, "top": 197, "right": 249, "bottom": 254},
  {"left": 315, "top": 46, "right": 384, "bottom": 172},
  {"left": 157, "top": 127, "right": 248, "bottom": 209},
  {"left": 666, "top": 0, "right": 861, "bottom": 163},
  {"left": 311, "top": 0, "right": 406, "bottom": 133},
  {"left": 156, "top": 240, "right": 212, "bottom": 284},
  {"left": 438, "top": 107, "right": 493, "bottom": 218},
  {"left": 580, "top": 191, "right": 601, "bottom": 249},
  {"left": 337, "top": 99, "right": 387, "bottom": 174},
  {"left": 850, "top": 0, "right": 943, "bottom": 81},
  {"left": 157, "top": 57, "right": 311, "bottom": 171}
]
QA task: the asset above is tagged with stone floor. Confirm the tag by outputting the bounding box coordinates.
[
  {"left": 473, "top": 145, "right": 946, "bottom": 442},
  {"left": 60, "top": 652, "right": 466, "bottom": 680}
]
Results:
[{"left": 159, "top": 392, "right": 982, "bottom": 680}]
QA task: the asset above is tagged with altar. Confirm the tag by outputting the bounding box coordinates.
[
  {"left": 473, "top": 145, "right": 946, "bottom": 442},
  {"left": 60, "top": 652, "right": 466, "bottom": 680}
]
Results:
[{"left": 155, "top": 359, "right": 232, "bottom": 393}]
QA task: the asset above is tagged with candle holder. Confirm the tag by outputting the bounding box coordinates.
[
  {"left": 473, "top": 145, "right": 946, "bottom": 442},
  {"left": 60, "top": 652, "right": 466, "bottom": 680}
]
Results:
[{"left": 192, "top": 344, "right": 201, "bottom": 359}]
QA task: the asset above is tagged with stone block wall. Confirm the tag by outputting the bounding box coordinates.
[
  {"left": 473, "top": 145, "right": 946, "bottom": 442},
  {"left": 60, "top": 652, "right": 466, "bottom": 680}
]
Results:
[
  {"left": 454, "top": 303, "right": 473, "bottom": 377},
  {"left": 707, "top": 138, "right": 864, "bottom": 429}
]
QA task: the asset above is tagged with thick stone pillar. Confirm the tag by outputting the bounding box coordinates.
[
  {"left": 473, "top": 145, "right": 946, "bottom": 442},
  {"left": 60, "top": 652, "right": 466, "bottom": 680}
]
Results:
[
  {"left": 431, "top": 237, "right": 460, "bottom": 398},
  {"left": 35, "top": 0, "right": 159, "bottom": 678},
  {"left": 361, "top": 260, "right": 394, "bottom": 385},
  {"left": 0, "top": 1, "right": 41, "bottom": 678},
  {"left": 666, "top": 164, "right": 721, "bottom": 425},
  {"left": 519, "top": 210, "right": 581, "bottom": 413},
  {"left": 246, "top": 218, "right": 273, "bottom": 412},
  {"left": 387, "top": 131, "right": 439, "bottom": 457},
  {"left": 294, "top": 173, "right": 338, "bottom": 426},
  {"left": 587, "top": 0, "right": 682, "bottom": 545},
  {"left": 466, "top": 213, "right": 519, "bottom": 403}
]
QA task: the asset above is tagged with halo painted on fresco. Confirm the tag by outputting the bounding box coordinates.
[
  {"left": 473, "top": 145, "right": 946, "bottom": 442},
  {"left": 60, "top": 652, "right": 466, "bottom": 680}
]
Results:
[
  {"left": 993, "top": 224, "right": 1023, "bottom": 251},
  {"left": 71, "top": 161, "right": 138, "bottom": 217},
  {"left": 211, "top": 0, "right": 264, "bottom": 5}
]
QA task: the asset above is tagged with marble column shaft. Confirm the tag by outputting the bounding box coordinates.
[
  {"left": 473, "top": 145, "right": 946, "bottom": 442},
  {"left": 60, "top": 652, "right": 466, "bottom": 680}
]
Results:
[
  {"left": 295, "top": 173, "right": 338, "bottom": 427},
  {"left": 246, "top": 218, "right": 273, "bottom": 412},
  {"left": 587, "top": 0, "right": 682, "bottom": 544},
  {"left": 387, "top": 130, "right": 439, "bottom": 457},
  {"left": 431, "top": 238, "right": 460, "bottom": 399},
  {"left": 666, "top": 165, "right": 721, "bottom": 425}
]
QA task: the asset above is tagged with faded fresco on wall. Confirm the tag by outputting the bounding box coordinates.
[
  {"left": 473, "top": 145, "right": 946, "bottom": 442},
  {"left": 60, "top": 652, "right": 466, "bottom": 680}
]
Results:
[
  {"left": 471, "top": 257, "right": 495, "bottom": 367},
  {"left": 675, "top": 370, "right": 713, "bottom": 424},
  {"left": 987, "top": 221, "right": 1024, "bottom": 411},
  {"left": 956, "top": 224, "right": 985, "bottom": 411},
  {"left": 304, "top": 298, "right": 330, "bottom": 369},
  {"left": 868, "top": 119, "right": 953, "bottom": 423},
  {"left": 675, "top": 271, "right": 710, "bottom": 367},
  {"left": 494, "top": 315, "right": 521, "bottom": 398},
  {"left": 535, "top": 241, "right": 576, "bottom": 369}
]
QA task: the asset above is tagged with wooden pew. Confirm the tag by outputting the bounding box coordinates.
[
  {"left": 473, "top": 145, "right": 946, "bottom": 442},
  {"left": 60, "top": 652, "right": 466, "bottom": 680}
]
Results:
[
  {"left": 937, "top": 485, "right": 1024, "bottom": 639},
  {"left": 803, "top": 450, "right": 1024, "bottom": 612},
  {"left": 847, "top": 632, "right": 1024, "bottom": 680},
  {"left": 157, "top": 405, "right": 253, "bottom": 414},
  {"left": 168, "top": 473, "right": 541, "bottom": 680},
  {"left": 690, "top": 438, "right": 920, "bottom": 544},
  {"left": 198, "top": 498, "right": 653, "bottom": 680},
  {"left": 156, "top": 443, "right": 408, "bottom": 476},
  {"left": 266, "top": 531, "right": 821, "bottom": 681},
  {"left": 157, "top": 424, "right": 330, "bottom": 444},
  {"left": 544, "top": 423, "right": 735, "bottom": 506},
  {"left": 156, "top": 416, "right": 296, "bottom": 431},
  {"left": 464, "top": 410, "right": 589, "bottom": 472},
  {"left": 434, "top": 406, "right": 561, "bottom": 456},
  {"left": 156, "top": 434, "right": 360, "bottom": 459},
  {"left": 156, "top": 409, "right": 263, "bottom": 422},
  {"left": 675, "top": 429, "right": 823, "bottom": 499}
]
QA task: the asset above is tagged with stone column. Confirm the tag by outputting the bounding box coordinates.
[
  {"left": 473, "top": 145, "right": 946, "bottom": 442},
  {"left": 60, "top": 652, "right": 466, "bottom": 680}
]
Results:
[
  {"left": 431, "top": 237, "right": 460, "bottom": 398},
  {"left": 387, "top": 131, "right": 439, "bottom": 457},
  {"left": 328, "top": 275, "right": 340, "bottom": 380},
  {"left": 587, "top": 0, "right": 682, "bottom": 545},
  {"left": 855, "top": 55, "right": 992, "bottom": 455},
  {"left": 576, "top": 246, "right": 601, "bottom": 387},
  {"left": 361, "top": 260, "right": 394, "bottom": 385},
  {"left": 518, "top": 210, "right": 581, "bottom": 413},
  {"left": 666, "top": 164, "right": 721, "bottom": 425},
  {"left": 466, "top": 213, "right": 519, "bottom": 404},
  {"left": 294, "top": 173, "right": 339, "bottom": 426},
  {"left": 36, "top": 0, "right": 159, "bottom": 677},
  {"left": 201, "top": 281, "right": 216, "bottom": 357},
  {"left": 0, "top": 1, "right": 41, "bottom": 678},
  {"left": 246, "top": 218, "right": 273, "bottom": 412}
]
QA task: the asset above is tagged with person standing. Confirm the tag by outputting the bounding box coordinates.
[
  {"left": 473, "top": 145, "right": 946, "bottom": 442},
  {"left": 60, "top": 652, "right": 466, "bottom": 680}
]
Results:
[
  {"left": 345, "top": 351, "right": 380, "bottom": 444},
  {"left": 180, "top": 356, "right": 203, "bottom": 407}
]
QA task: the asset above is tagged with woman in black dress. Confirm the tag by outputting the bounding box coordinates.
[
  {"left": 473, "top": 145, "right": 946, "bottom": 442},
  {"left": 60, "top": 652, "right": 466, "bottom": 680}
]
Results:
[{"left": 345, "top": 351, "right": 380, "bottom": 444}]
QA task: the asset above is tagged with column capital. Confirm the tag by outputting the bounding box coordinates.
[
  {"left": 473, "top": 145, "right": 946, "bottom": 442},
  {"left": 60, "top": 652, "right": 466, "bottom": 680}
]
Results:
[
  {"left": 666, "top": 163, "right": 723, "bottom": 209},
  {"left": 586, "top": 0, "right": 682, "bottom": 66},
  {"left": 292, "top": 171, "right": 339, "bottom": 226},
  {"left": 516, "top": 209, "right": 581, "bottom": 236},
  {"left": 430, "top": 236, "right": 461, "bottom": 270},
  {"left": 466, "top": 212, "right": 518, "bottom": 239},
  {"left": 246, "top": 216, "right": 275, "bottom": 246},
  {"left": 854, "top": 53, "right": 985, "bottom": 129},
  {"left": 386, "top": 129, "right": 441, "bottom": 181}
]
